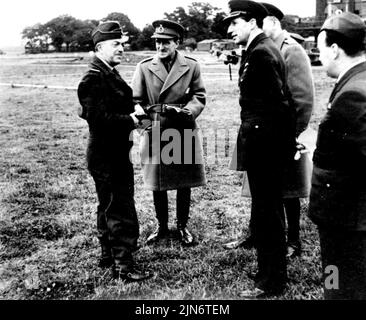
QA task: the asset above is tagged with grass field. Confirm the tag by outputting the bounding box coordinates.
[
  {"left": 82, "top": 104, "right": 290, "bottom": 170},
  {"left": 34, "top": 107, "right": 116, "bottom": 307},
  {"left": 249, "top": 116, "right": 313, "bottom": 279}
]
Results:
[{"left": 0, "top": 51, "right": 335, "bottom": 300}]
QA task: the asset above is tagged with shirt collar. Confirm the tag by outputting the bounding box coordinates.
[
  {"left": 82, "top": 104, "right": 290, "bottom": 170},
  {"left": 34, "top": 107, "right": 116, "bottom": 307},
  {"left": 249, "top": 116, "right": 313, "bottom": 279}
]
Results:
[{"left": 245, "top": 29, "right": 263, "bottom": 50}]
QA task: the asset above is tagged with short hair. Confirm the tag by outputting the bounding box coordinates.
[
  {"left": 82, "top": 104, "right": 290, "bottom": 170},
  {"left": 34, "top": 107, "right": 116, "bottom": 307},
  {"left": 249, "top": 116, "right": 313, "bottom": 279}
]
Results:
[
  {"left": 236, "top": 14, "right": 264, "bottom": 29},
  {"left": 324, "top": 29, "right": 365, "bottom": 57}
]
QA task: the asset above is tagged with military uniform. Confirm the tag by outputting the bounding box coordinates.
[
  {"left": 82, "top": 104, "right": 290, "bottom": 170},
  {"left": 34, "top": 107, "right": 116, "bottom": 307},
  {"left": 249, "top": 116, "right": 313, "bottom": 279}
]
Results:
[
  {"left": 224, "top": 0, "right": 297, "bottom": 295},
  {"left": 131, "top": 20, "right": 206, "bottom": 245},
  {"left": 308, "top": 13, "right": 366, "bottom": 299},
  {"left": 240, "top": 3, "right": 315, "bottom": 257},
  {"left": 77, "top": 22, "right": 151, "bottom": 281},
  {"left": 78, "top": 56, "right": 138, "bottom": 268}
]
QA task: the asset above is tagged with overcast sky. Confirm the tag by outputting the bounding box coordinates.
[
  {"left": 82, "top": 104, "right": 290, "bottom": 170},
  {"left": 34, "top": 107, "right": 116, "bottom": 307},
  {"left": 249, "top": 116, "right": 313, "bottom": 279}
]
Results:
[{"left": 0, "top": 0, "right": 316, "bottom": 47}]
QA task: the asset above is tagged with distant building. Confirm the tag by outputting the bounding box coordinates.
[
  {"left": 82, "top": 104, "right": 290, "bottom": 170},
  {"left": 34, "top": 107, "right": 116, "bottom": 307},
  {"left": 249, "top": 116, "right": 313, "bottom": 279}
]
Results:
[
  {"left": 317, "top": 0, "right": 366, "bottom": 20},
  {"left": 197, "top": 39, "right": 237, "bottom": 52}
]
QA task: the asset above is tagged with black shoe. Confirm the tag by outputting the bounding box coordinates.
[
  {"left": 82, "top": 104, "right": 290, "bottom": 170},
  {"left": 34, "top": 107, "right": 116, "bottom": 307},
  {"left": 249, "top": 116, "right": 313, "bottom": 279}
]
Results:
[
  {"left": 223, "top": 235, "right": 255, "bottom": 250},
  {"left": 286, "top": 243, "right": 301, "bottom": 259},
  {"left": 113, "top": 265, "right": 154, "bottom": 281},
  {"left": 178, "top": 227, "right": 195, "bottom": 246},
  {"left": 146, "top": 226, "right": 169, "bottom": 244}
]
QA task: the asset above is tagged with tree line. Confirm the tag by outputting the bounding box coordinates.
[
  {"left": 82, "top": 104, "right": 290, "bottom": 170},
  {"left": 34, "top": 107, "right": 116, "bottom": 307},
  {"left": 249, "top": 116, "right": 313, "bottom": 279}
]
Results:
[{"left": 22, "top": 2, "right": 228, "bottom": 53}]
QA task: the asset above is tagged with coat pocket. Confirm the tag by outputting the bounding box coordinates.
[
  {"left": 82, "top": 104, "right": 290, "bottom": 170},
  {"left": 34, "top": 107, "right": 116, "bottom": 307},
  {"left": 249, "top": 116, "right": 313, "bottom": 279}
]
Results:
[{"left": 308, "top": 167, "right": 360, "bottom": 229}]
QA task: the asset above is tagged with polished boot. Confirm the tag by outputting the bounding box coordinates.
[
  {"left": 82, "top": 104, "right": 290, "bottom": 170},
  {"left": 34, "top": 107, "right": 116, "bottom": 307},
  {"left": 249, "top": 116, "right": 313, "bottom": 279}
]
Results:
[
  {"left": 176, "top": 188, "right": 195, "bottom": 246},
  {"left": 146, "top": 225, "right": 169, "bottom": 244},
  {"left": 146, "top": 191, "right": 169, "bottom": 244},
  {"left": 177, "top": 226, "right": 194, "bottom": 246},
  {"left": 113, "top": 263, "right": 154, "bottom": 281}
]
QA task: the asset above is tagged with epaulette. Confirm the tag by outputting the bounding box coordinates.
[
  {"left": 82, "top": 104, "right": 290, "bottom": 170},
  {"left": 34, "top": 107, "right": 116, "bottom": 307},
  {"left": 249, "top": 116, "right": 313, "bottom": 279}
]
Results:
[
  {"left": 139, "top": 57, "right": 154, "bottom": 64},
  {"left": 184, "top": 56, "right": 197, "bottom": 62},
  {"left": 89, "top": 68, "right": 101, "bottom": 73}
]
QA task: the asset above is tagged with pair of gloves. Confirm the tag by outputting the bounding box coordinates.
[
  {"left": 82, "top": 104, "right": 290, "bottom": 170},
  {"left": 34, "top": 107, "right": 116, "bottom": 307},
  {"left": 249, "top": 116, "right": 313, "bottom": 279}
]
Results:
[{"left": 131, "top": 104, "right": 193, "bottom": 125}]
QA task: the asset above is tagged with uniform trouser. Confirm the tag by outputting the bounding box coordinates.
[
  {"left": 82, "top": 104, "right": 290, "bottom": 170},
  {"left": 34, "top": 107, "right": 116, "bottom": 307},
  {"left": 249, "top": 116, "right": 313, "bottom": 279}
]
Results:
[
  {"left": 284, "top": 198, "right": 301, "bottom": 246},
  {"left": 319, "top": 228, "right": 366, "bottom": 300},
  {"left": 153, "top": 188, "right": 191, "bottom": 228},
  {"left": 247, "top": 197, "right": 300, "bottom": 246},
  {"left": 91, "top": 163, "right": 139, "bottom": 267},
  {"left": 246, "top": 149, "right": 287, "bottom": 290}
]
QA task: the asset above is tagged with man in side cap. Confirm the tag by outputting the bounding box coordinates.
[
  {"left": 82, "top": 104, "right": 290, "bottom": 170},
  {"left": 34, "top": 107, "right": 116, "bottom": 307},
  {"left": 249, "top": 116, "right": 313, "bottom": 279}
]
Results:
[
  {"left": 308, "top": 12, "right": 366, "bottom": 299},
  {"left": 132, "top": 20, "right": 206, "bottom": 247},
  {"left": 77, "top": 21, "right": 152, "bottom": 281},
  {"left": 221, "top": 0, "right": 297, "bottom": 298}
]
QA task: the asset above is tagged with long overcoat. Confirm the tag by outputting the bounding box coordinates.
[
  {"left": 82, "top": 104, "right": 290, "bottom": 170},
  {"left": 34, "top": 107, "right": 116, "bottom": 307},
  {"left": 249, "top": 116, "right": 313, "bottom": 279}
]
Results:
[
  {"left": 131, "top": 51, "right": 206, "bottom": 191},
  {"left": 241, "top": 31, "right": 314, "bottom": 198},
  {"left": 308, "top": 62, "right": 366, "bottom": 230}
]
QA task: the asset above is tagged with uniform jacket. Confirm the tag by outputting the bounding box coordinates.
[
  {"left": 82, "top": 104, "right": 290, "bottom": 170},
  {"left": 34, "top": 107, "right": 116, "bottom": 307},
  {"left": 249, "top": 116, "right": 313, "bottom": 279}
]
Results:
[
  {"left": 308, "top": 61, "right": 366, "bottom": 230},
  {"left": 77, "top": 56, "right": 135, "bottom": 179},
  {"left": 275, "top": 30, "right": 314, "bottom": 137},
  {"left": 230, "top": 33, "right": 296, "bottom": 171},
  {"left": 275, "top": 30, "right": 314, "bottom": 198},
  {"left": 240, "top": 32, "right": 314, "bottom": 197},
  {"left": 131, "top": 51, "right": 206, "bottom": 191}
]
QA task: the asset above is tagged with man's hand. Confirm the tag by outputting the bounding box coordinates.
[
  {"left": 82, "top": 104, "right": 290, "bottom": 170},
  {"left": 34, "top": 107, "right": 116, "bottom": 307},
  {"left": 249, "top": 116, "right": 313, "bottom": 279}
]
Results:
[
  {"left": 294, "top": 142, "right": 310, "bottom": 160},
  {"left": 130, "top": 112, "right": 140, "bottom": 126},
  {"left": 134, "top": 104, "right": 146, "bottom": 116}
]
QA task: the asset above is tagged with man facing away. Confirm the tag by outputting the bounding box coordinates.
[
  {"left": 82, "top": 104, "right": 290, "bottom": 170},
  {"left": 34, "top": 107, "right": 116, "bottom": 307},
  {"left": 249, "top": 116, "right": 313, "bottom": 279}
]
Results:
[
  {"left": 308, "top": 12, "right": 366, "bottom": 299},
  {"left": 222, "top": 0, "right": 297, "bottom": 298},
  {"left": 77, "top": 21, "right": 152, "bottom": 281},
  {"left": 224, "top": 2, "right": 315, "bottom": 259},
  {"left": 131, "top": 19, "right": 206, "bottom": 247}
]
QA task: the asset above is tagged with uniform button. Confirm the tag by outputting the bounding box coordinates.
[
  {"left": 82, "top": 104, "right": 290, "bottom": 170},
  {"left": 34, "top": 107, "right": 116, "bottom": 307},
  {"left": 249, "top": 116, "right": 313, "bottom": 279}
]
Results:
[
  {"left": 326, "top": 184, "right": 330, "bottom": 188},
  {"left": 255, "top": 125, "right": 259, "bottom": 129}
]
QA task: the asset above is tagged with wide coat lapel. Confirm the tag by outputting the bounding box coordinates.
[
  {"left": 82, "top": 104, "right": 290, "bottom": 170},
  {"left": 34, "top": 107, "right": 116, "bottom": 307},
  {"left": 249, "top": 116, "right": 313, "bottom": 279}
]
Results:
[
  {"left": 160, "top": 52, "right": 190, "bottom": 96},
  {"left": 148, "top": 55, "right": 168, "bottom": 84}
]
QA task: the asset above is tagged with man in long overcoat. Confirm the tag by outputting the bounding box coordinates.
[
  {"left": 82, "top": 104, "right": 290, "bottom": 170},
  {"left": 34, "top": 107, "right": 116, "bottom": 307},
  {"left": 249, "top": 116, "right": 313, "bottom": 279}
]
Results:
[
  {"left": 77, "top": 21, "right": 151, "bottom": 281},
  {"left": 308, "top": 12, "right": 366, "bottom": 299},
  {"left": 222, "top": 0, "right": 297, "bottom": 298},
  {"left": 131, "top": 19, "right": 206, "bottom": 246}
]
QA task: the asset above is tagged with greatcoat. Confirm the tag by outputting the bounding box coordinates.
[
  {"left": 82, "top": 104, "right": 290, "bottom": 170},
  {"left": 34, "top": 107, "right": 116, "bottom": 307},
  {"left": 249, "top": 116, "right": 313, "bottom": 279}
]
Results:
[{"left": 132, "top": 51, "right": 206, "bottom": 191}]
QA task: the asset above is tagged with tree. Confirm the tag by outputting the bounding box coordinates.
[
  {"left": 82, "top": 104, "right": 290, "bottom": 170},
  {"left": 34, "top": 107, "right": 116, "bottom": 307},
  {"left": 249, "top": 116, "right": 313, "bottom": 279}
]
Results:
[
  {"left": 102, "top": 12, "right": 141, "bottom": 50},
  {"left": 136, "top": 24, "right": 155, "bottom": 50},
  {"left": 164, "top": 7, "right": 190, "bottom": 27},
  {"left": 22, "top": 23, "right": 52, "bottom": 53},
  {"left": 164, "top": 2, "right": 227, "bottom": 43},
  {"left": 73, "top": 19, "right": 99, "bottom": 52},
  {"left": 44, "top": 15, "right": 81, "bottom": 52}
]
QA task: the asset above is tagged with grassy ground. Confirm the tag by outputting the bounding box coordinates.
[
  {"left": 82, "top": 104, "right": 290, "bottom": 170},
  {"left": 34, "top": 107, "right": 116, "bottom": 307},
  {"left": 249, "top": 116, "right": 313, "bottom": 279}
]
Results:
[{"left": 0, "top": 52, "right": 335, "bottom": 300}]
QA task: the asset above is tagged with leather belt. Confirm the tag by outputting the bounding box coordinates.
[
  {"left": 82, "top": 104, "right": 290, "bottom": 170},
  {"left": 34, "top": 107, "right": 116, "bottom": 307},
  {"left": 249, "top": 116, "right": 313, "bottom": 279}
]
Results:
[{"left": 146, "top": 103, "right": 185, "bottom": 114}]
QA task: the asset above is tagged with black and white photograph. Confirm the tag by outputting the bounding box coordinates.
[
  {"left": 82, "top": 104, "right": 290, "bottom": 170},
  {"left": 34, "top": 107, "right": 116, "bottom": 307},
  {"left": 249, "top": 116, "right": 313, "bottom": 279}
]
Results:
[{"left": 0, "top": 0, "right": 366, "bottom": 306}]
